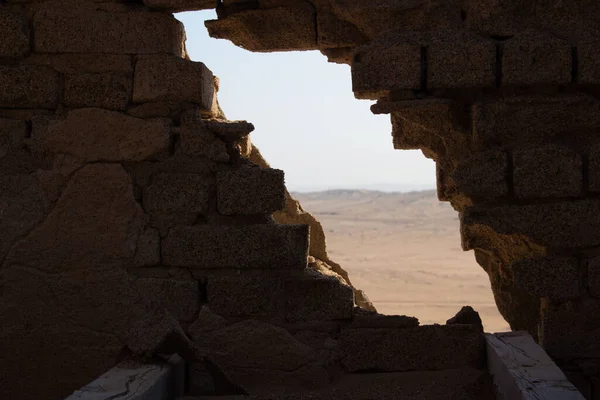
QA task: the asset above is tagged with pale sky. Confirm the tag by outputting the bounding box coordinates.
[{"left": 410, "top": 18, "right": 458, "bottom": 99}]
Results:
[{"left": 176, "top": 11, "right": 436, "bottom": 192}]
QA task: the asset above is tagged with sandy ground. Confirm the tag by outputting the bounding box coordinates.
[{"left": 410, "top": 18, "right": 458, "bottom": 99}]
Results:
[{"left": 293, "top": 189, "right": 510, "bottom": 333}]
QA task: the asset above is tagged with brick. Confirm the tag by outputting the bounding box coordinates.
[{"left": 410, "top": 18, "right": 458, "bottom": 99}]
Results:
[
  {"left": 207, "top": 277, "right": 281, "bottom": 318},
  {"left": 510, "top": 257, "right": 580, "bottom": 300},
  {"left": 176, "top": 113, "right": 229, "bottom": 162},
  {"left": 130, "top": 278, "right": 200, "bottom": 322},
  {"left": 33, "top": 8, "right": 185, "bottom": 55},
  {"left": 143, "top": 0, "right": 215, "bottom": 12},
  {"left": 217, "top": 167, "right": 285, "bottom": 215},
  {"left": 579, "top": 38, "right": 600, "bottom": 84},
  {"left": 473, "top": 95, "right": 600, "bottom": 148},
  {"left": 513, "top": 146, "right": 582, "bottom": 198},
  {"left": 461, "top": 199, "right": 600, "bottom": 249},
  {"left": 463, "top": 0, "right": 525, "bottom": 37},
  {"left": 0, "top": 119, "right": 27, "bottom": 159},
  {"left": 285, "top": 275, "right": 354, "bottom": 322},
  {"left": 205, "top": 3, "right": 317, "bottom": 52},
  {"left": 37, "top": 109, "right": 170, "bottom": 162},
  {"left": 452, "top": 151, "right": 508, "bottom": 199},
  {"left": 0, "top": 66, "right": 59, "bottom": 108},
  {"left": 428, "top": 31, "right": 496, "bottom": 89},
  {"left": 64, "top": 72, "right": 132, "bottom": 110},
  {"left": 133, "top": 55, "right": 215, "bottom": 111},
  {"left": 352, "top": 35, "right": 422, "bottom": 98},
  {"left": 0, "top": 11, "right": 30, "bottom": 58},
  {"left": 588, "top": 257, "right": 600, "bottom": 298},
  {"left": 143, "top": 173, "right": 212, "bottom": 215},
  {"left": 502, "top": 31, "right": 571, "bottom": 86},
  {"left": 539, "top": 299, "right": 600, "bottom": 360},
  {"left": 203, "top": 119, "right": 254, "bottom": 141},
  {"left": 162, "top": 224, "right": 309, "bottom": 269},
  {"left": 340, "top": 325, "right": 484, "bottom": 372}
]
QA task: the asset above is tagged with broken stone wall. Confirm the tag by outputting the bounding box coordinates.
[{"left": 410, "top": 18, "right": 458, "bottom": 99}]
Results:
[
  {"left": 198, "top": 0, "right": 600, "bottom": 397},
  {"left": 0, "top": 1, "right": 380, "bottom": 398}
]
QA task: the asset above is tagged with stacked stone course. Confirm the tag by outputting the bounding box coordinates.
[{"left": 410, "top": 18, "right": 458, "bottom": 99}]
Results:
[
  {"left": 0, "top": 1, "right": 493, "bottom": 399},
  {"left": 197, "top": 0, "right": 600, "bottom": 398}
]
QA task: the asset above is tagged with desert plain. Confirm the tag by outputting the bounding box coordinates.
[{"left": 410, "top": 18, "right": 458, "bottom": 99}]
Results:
[{"left": 294, "top": 189, "right": 510, "bottom": 333}]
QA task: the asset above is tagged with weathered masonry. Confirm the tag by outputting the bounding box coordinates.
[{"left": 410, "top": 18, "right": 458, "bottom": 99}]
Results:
[{"left": 0, "top": 0, "right": 599, "bottom": 399}]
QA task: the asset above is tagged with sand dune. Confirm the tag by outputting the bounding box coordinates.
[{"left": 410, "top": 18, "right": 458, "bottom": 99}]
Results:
[{"left": 293, "top": 189, "right": 510, "bottom": 333}]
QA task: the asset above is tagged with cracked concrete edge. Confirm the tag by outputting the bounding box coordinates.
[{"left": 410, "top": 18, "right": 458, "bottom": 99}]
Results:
[
  {"left": 64, "top": 354, "right": 185, "bottom": 400},
  {"left": 485, "top": 331, "right": 585, "bottom": 400}
]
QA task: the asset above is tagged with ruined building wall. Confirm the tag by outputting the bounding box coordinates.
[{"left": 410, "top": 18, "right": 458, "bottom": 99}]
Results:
[{"left": 199, "top": 0, "right": 600, "bottom": 397}]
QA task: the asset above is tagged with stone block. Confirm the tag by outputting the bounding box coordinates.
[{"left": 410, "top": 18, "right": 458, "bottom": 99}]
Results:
[
  {"left": 143, "top": 173, "right": 212, "bottom": 215},
  {"left": 0, "top": 119, "right": 27, "bottom": 159},
  {"left": 588, "top": 148, "right": 600, "bottom": 193},
  {"left": 133, "top": 228, "right": 161, "bottom": 267},
  {"left": 428, "top": 31, "right": 496, "bottom": 89},
  {"left": 130, "top": 278, "right": 200, "bottom": 322},
  {"left": 133, "top": 55, "right": 215, "bottom": 111},
  {"left": 143, "top": 0, "right": 215, "bottom": 12},
  {"left": 461, "top": 199, "right": 600, "bottom": 249},
  {"left": 0, "top": 11, "right": 30, "bottom": 58},
  {"left": 539, "top": 299, "right": 600, "bottom": 360},
  {"left": 511, "top": 257, "right": 580, "bottom": 301},
  {"left": 340, "top": 325, "right": 484, "bottom": 372},
  {"left": 513, "top": 146, "right": 582, "bottom": 198},
  {"left": 463, "top": 0, "right": 525, "bottom": 36},
  {"left": 162, "top": 224, "right": 309, "bottom": 269},
  {"left": 207, "top": 277, "right": 282, "bottom": 318},
  {"left": 177, "top": 114, "right": 229, "bottom": 162},
  {"left": 349, "top": 313, "right": 419, "bottom": 329},
  {"left": 588, "top": 257, "right": 600, "bottom": 298},
  {"left": 317, "top": 12, "right": 366, "bottom": 48},
  {"left": 64, "top": 72, "right": 133, "bottom": 110},
  {"left": 578, "top": 38, "right": 600, "bottom": 84},
  {"left": 217, "top": 167, "right": 285, "bottom": 215},
  {"left": 205, "top": 3, "right": 317, "bottom": 52},
  {"left": 452, "top": 151, "right": 508, "bottom": 199},
  {"left": 473, "top": 95, "right": 600, "bottom": 148},
  {"left": 0, "top": 66, "right": 59, "bottom": 108},
  {"left": 203, "top": 119, "right": 254, "bottom": 141},
  {"left": 37, "top": 109, "right": 170, "bottom": 162},
  {"left": 352, "top": 35, "right": 422, "bottom": 97},
  {"left": 502, "top": 31, "right": 571, "bottom": 86},
  {"left": 285, "top": 275, "right": 354, "bottom": 322},
  {"left": 34, "top": 8, "right": 185, "bottom": 55},
  {"left": 23, "top": 53, "right": 133, "bottom": 74}
]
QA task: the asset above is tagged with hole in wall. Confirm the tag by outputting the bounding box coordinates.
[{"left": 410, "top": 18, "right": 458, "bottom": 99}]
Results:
[{"left": 177, "top": 11, "right": 510, "bottom": 332}]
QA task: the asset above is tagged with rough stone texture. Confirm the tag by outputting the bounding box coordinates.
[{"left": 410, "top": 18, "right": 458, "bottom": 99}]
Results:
[
  {"left": 511, "top": 257, "right": 580, "bottom": 300},
  {"left": 133, "top": 55, "right": 215, "bottom": 111},
  {"left": 133, "top": 228, "right": 161, "bottom": 267},
  {"left": 206, "top": 4, "right": 317, "bottom": 52},
  {"left": 204, "top": 119, "right": 255, "bottom": 141},
  {"left": 177, "top": 115, "right": 230, "bottom": 162},
  {"left": 0, "top": 118, "right": 27, "bottom": 160},
  {"left": 502, "top": 31, "right": 572, "bottom": 86},
  {"left": 446, "top": 306, "right": 484, "bottom": 332},
  {"left": 144, "top": 173, "right": 212, "bottom": 215},
  {"left": 285, "top": 275, "right": 354, "bottom": 322},
  {"left": 352, "top": 35, "right": 422, "bottom": 97},
  {"left": 588, "top": 148, "right": 600, "bottom": 193},
  {"left": 578, "top": 38, "right": 600, "bottom": 85},
  {"left": 34, "top": 8, "right": 185, "bottom": 55},
  {"left": 22, "top": 53, "right": 134, "bottom": 74},
  {"left": 36, "top": 109, "right": 170, "bottom": 162},
  {"left": 461, "top": 200, "right": 600, "bottom": 249},
  {"left": 207, "top": 277, "right": 282, "bottom": 318},
  {"left": 588, "top": 257, "right": 600, "bottom": 298},
  {"left": 162, "top": 224, "right": 309, "bottom": 269},
  {"left": 513, "top": 146, "right": 582, "bottom": 198},
  {"left": 0, "top": 66, "right": 59, "bottom": 108},
  {"left": 144, "top": 0, "right": 216, "bottom": 12},
  {"left": 340, "top": 325, "right": 485, "bottom": 372},
  {"left": 451, "top": 151, "right": 509, "bottom": 199},
  {"left": 349, "top": 313, "right": 419, "bottom": 329},
  {"left": 0, "top": 10, "right": 30, "bottom": 58},
  {"left": 217, "top": 167, "right": 286, "bottom": 215},
  {"left": 64, "top": 72, "right": 132, "bottom": 110},
  {"left": 130, "top": 277, "right": 200, "bottom": 323},
  {"left": 540, "top": 299, "right": 600, "bottom": 360},
  {"left": 428, "top": 31, "right": 496, "bottom": 89}
]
